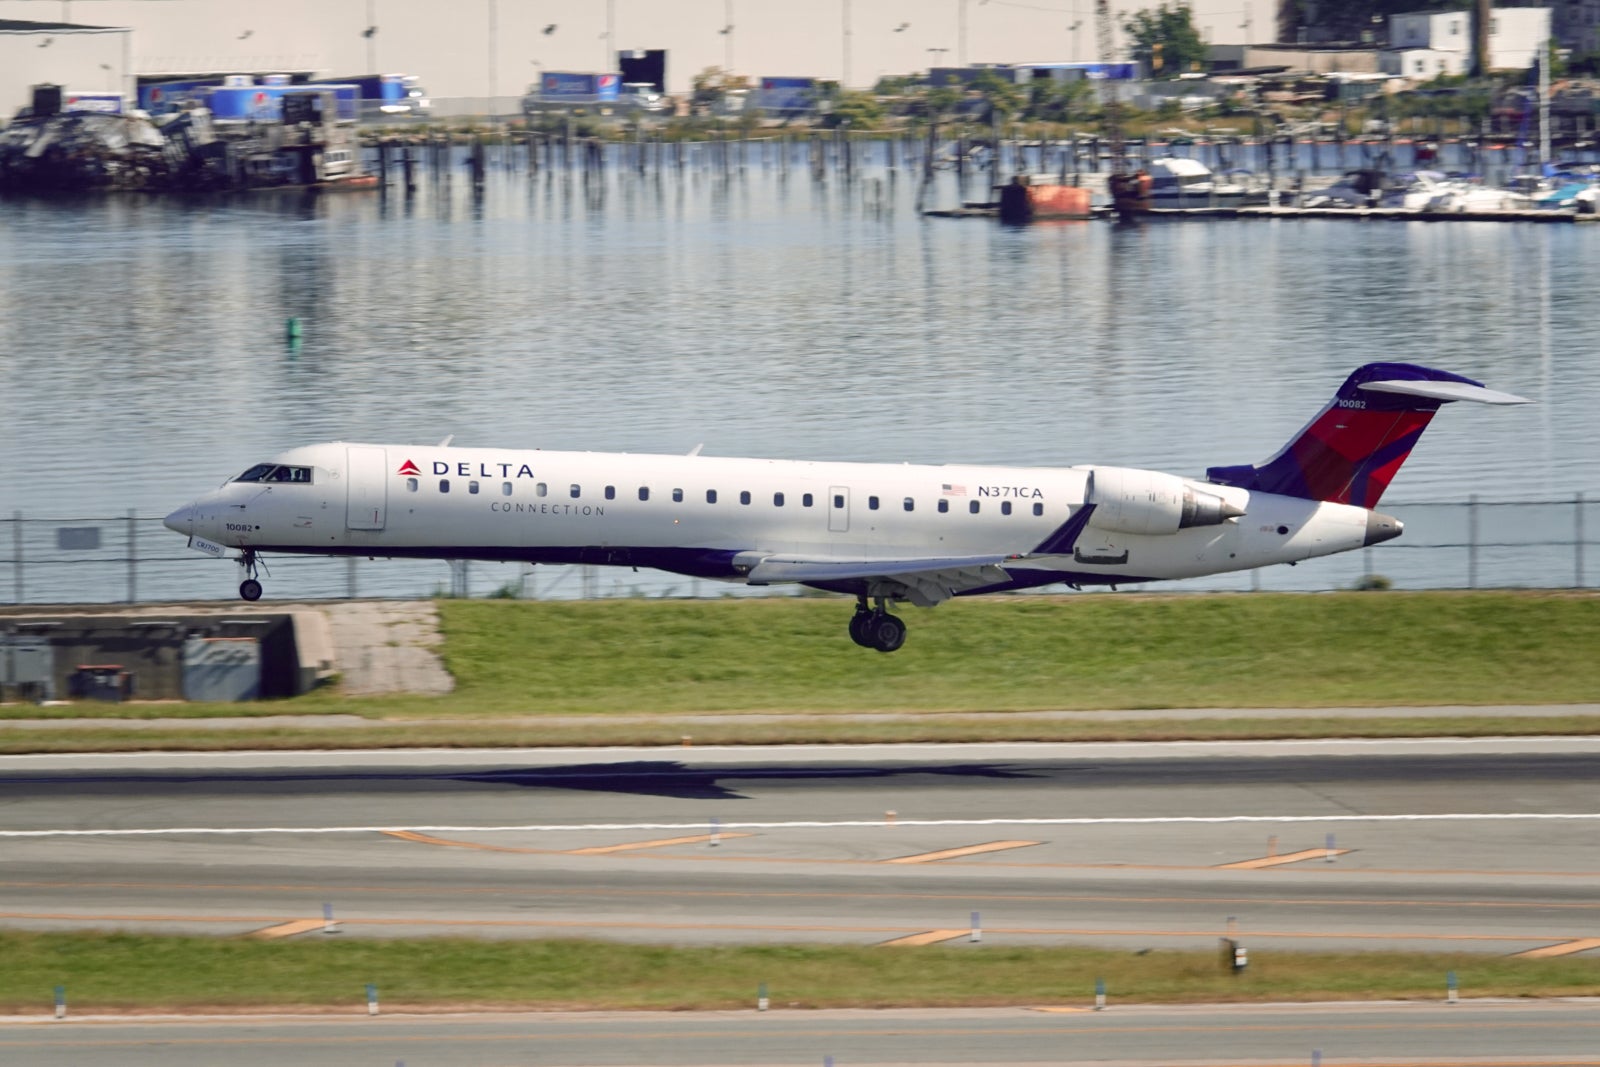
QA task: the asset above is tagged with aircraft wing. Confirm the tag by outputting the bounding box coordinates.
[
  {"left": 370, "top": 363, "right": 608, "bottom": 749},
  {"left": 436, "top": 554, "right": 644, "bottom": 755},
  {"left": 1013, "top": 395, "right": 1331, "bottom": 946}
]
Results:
[{"left": 743, "top": 554, "right": 1015, "bottom": 607}]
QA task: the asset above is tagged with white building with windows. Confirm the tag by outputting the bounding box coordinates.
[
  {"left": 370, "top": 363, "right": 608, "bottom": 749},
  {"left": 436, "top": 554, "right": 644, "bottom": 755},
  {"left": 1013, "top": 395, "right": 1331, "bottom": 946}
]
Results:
[{"left": 1381, "top": 7, "right": 1551, "bottom": 79}]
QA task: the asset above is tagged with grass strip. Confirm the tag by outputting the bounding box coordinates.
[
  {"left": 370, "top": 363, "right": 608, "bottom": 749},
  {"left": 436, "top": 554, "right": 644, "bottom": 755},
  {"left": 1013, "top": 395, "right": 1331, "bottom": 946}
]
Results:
[
  {"left": 4, "top": 933, "right": 1597, "bottom": 1012},
  {"left": 426, "top": 592, "right": 1600, "bottom": 715},
  {"left": 0, "top": 713, "right": 1598, "bottom": 755}
]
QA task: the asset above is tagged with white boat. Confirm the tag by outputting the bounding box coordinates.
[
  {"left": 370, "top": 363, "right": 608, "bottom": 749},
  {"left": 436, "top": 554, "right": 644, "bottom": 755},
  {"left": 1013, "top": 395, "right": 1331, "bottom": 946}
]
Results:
[{"left": 1144, "top": 156, "right": 1247, "bottom": 208}]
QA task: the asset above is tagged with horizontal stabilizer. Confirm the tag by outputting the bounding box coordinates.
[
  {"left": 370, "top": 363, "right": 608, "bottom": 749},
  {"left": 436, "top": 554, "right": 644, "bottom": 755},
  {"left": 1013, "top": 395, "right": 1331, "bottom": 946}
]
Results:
[{"left": 1358, "top": 379, "right": 1530, "bottom": 405}]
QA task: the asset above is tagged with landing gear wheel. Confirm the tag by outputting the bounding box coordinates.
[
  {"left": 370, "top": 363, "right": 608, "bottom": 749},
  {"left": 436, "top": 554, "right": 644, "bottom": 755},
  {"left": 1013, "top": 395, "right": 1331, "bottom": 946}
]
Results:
[
  {"left": 867, "top": 612, "right": 907, "bottom": 654},
  {"left": 239, "top": 578, "right": 263, "bottom": 602},
  {"left": 848, "top": 611, "right": 875, "bottom": 648}
]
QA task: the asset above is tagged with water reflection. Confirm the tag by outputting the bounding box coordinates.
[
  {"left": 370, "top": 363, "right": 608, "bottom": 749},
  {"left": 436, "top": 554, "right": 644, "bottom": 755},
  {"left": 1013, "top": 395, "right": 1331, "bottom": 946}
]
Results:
[{"left": 1, "top": 144, "right": 1595, "bottom": 602}]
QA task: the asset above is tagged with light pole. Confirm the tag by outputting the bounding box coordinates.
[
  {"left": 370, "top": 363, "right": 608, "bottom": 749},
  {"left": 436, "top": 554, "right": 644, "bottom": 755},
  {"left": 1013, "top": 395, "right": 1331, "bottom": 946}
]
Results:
[
  {"left": 487, "top": 0, "right": 498, "bottom": 118},
  {"left": 1069, "top": 20, "right": 1082, "bottom": 62},
  {"left": 606, "top": 0, "right": 615, "bottom": 70},
  {"left": 928, "top": 46, "right": 949, "bottom": 72},
  {"left": 721, "top": 0, "right": 734, "bottom": 73},
  {"left": 841, "top": 0, "right": 851, "bottom": 88},
  {"left": 959, "top": 0, "right": 990, "bottom": 68},
  {"left": 364, "top": 0, "right": 376, "bottom": 71}
]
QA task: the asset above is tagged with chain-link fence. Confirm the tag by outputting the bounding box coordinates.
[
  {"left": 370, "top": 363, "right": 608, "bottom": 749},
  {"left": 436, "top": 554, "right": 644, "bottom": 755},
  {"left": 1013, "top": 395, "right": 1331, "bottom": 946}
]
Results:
[{"left": 2, "top": 496, "right": 1593, "bottom": 606}]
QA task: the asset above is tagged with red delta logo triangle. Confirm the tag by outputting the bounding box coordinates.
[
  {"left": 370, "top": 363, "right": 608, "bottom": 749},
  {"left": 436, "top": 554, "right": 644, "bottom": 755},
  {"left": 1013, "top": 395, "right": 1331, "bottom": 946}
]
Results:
[{"left": 397, "top": 459, "right": 421, "bottom": 476}]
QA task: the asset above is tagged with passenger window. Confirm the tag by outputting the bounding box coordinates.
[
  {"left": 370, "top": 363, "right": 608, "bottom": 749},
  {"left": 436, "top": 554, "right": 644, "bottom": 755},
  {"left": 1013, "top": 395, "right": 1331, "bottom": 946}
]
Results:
[
  {"left": 570, "top": 484, "right": 581, "bottom": 498},
  {"left": 469, "top": 480, "right": 480, "bottom": 495},
  {"left": 673, "top": 488, "right": 684, "bottom": 503},
  {"left": 605, "top": 486, "right": 616, "bottom": 500},
  {"left": 868, "top": 496, "right": 880, "bottom": 511},
  {"left": 1033, "top": 502, "right": 1043, "bottom": 516},
  {"left": 407, "top": 478, "right": 419, "bottom": 493},
  {"left": 833, "top": 494, "right": 844, "bottom": 509},
  {"left": 969, "top": 500, "right": 980, "bottom": 514},
  {"left": 536, "top": 482, "right": 548, "bottom": 497},
  {"left": 937, "top": 499, "right": 949, "bottom": 514},
  {"left": 802, "top": 493, "right": 814, "bottom": 507},
  {"left": 740, "top": 491, "right": 751, "bottom": 505},
  {"left": 639, "top": 487, "right": 650, "bottom": 501},
  {"left": 439, "top": 479, "right": 450, "bottom": 493},
  {"left": 903, "top": 497, "right": 914, "bottom": 512},
  {"left": 1001, "top": 501, "right": 1012, "bottom": 515},
  {"left": 706, "top": 489, "right": 718, "bottom": 504},
  {"left": 502, "top": 482, "right": 512, "bottom": 496},
  {"left": 774, "top": 492, "right": 784, "bottom": 507}
]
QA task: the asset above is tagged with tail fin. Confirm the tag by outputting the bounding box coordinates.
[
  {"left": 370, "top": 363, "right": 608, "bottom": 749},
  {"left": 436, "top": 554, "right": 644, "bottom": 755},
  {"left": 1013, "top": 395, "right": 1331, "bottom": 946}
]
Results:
[{"left": 1205, "top": 363, "right": 1528, "bottom": 508}]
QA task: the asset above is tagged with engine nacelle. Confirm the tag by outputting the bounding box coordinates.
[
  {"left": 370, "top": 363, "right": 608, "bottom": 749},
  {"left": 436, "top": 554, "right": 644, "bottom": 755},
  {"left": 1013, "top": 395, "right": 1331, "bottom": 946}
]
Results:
[{"left": 1083, "top": 466, "right": 1244, "bottom": 536}]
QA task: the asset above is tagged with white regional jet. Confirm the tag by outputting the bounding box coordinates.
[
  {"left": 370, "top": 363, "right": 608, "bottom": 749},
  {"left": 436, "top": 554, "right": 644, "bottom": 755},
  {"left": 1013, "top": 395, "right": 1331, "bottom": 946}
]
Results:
[{"left": 165, "top": 363, "right": 1526, "bottom": 652}]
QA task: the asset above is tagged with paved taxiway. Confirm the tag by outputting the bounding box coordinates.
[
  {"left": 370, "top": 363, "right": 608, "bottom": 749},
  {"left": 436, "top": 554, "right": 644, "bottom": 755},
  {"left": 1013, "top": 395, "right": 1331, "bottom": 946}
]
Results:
[
  {"left": 4, "top": 1002, "right": 1600, "bottom": 1066},
  {"left": 1, "top": 739, "right": 1598, "bottom": 954}
]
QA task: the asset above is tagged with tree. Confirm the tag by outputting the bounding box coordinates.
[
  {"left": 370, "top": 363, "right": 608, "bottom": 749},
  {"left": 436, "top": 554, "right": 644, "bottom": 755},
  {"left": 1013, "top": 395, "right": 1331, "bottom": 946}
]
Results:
[
  {"left": 969, "top": 68, "right": 1025, "bottom": 121},
  {"left": 1024, "top": 78, "right": 1094, "bottom": 123},
  {"left": 821, "top": 89, "right": 885, "bottom": 130},
  {"left": 689, "top": 67, "right": 750, "bottom": 115},
  {"left": 1122, "top": 3, "right": 1208, "bottom": 79}
]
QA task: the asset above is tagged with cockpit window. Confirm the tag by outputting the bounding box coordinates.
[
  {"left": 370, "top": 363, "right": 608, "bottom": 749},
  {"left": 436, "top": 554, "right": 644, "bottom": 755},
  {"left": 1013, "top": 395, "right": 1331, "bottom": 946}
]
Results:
[{"left": 234, "top": 464, "right": 313, "bottom": 484}]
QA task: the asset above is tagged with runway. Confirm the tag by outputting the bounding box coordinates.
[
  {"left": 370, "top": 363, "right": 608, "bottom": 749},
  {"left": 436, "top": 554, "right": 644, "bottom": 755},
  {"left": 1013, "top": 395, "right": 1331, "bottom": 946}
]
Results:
[
  {"left": 4, "top": 1001, "right": 1600, "bottom": 1066},
  {"left": 1, "top": 739, "right": 1598, "bottom": 954}
]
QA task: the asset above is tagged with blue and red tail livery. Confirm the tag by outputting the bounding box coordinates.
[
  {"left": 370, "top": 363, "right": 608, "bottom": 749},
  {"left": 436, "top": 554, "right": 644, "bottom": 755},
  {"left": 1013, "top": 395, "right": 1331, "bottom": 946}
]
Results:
[{"left": 1205, "top": 363, "right": 1528, "bottom": 508}]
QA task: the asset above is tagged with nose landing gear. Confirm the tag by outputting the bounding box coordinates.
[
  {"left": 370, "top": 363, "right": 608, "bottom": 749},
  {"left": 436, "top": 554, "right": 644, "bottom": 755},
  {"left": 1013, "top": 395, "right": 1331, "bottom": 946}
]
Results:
[
  {"left": 848, "top": 595, "right": 907, "bottom": 653},
  {"left": 238, "top": 550, "right": 265, "bottom": 602}
]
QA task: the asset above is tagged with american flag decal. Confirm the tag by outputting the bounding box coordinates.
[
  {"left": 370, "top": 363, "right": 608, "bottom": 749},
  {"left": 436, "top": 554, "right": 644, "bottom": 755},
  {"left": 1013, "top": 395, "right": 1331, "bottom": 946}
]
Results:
[{"left": 942, "top": 483, "right": 966, "bottom": 497}]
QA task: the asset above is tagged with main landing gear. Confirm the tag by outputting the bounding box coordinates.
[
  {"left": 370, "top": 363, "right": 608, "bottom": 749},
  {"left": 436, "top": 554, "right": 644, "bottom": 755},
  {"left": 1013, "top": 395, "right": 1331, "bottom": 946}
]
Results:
[
  {"left": 238, "top": 549, "right": 265, "bottom": 602},
  {"left": 849, "top": 596, "right": 907, "bottom": 653}
]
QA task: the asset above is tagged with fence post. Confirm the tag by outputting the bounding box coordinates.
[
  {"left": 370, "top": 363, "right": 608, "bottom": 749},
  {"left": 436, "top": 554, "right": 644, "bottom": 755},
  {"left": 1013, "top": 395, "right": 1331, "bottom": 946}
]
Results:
[
  {"left": 1467, "top": 494, "right": 1479, "bottom": 589},
  {"left": 1577, "top": 492, "right": 1586, "bottom": 589},
  {"left": 12, "top": 510, "right": 21, "bottom": 604},
  {"left": 126, "top": 509, "right": 137, "bottom": 604}
]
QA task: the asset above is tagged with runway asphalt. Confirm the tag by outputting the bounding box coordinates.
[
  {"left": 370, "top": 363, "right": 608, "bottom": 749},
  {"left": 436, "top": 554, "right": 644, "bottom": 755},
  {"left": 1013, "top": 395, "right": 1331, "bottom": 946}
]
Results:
[
  {"left": 0, "top": 739, "right": 1597, "bottom": 953},
  {"left": 3, "top": 1001, "right": 1599, "bottom": 1066}
]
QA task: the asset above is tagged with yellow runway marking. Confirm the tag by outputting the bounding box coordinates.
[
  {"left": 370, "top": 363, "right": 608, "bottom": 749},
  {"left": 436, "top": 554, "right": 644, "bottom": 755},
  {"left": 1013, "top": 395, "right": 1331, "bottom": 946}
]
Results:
[
  {"left": 1219, "top": 848, "right": 1352, "bottom": 869},
  {"left": 566, "top": 833, "right": 751, "bottom": 855},
  {"left": 878, "top": 929, "right": 968, "bottom": 946},
  {"left": 885, "top": 840, "right": 1041, "bottom": 864},
  {"left": 382, "top": 830, "right": 551, "bottom": 854},
  {"left": 384, "top": 829, "right": 749, "bottom": 855},
  {"left": 1515, "top": 937, "right": 1600, "bottom": 958},
  {"left": 245, "top": 919, "right": 325, "bottom": 940}
]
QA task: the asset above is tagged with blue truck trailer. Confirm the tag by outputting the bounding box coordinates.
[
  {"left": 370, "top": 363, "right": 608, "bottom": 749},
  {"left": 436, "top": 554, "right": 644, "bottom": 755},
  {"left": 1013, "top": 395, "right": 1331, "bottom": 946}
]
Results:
[{"left": 321, "top": 73, "right": 430, "bottom": 116}]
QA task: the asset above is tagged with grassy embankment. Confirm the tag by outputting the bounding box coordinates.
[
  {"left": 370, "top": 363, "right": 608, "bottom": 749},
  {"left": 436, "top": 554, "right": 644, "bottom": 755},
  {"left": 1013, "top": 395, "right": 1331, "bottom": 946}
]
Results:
[
  {"left": 7, "top": 933, "right": 1598, "bottom": 1013},
  {"left": 4, "top": 591, "right": 1599, "bottom": 751}
]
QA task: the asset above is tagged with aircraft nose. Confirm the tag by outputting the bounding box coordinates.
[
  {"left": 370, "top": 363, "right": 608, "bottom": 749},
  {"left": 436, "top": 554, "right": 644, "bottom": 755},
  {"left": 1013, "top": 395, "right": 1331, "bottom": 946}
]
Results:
[
  {"left": 1364, "top": 511, "right": 1403, "bottom": 546},
  {"left": 164, "top": 503, "right": 195, "bottom": 536}
]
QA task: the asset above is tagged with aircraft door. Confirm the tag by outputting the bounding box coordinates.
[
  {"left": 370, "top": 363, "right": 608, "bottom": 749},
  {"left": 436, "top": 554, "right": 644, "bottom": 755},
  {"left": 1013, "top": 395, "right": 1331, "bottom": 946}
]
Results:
[
  {"left": 827, "top": 486, "right": 849, "bottom": 533},
  {"left": 346, "top": 446, "right": 387, "bottom": 530}
]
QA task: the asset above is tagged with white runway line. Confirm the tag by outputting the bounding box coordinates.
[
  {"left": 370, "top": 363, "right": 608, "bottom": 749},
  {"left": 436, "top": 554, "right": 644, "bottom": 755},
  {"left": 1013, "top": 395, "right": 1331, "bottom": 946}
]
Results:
[{"left": 1, "top": 812, "right": 1599, "bottom": 838}]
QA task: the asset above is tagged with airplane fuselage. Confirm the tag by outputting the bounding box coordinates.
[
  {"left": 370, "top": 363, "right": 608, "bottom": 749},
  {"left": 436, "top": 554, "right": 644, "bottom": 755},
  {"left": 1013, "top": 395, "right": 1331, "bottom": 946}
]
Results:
[{"left": 167, "top": 441, "right": 1385, "bottom": 596}]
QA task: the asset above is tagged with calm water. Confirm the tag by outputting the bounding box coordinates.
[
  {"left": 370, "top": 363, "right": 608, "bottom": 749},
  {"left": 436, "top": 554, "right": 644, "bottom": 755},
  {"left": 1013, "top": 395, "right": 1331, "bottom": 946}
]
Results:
[{"left": 2, "top": 144, "right": 1596, "bottom": 603}]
